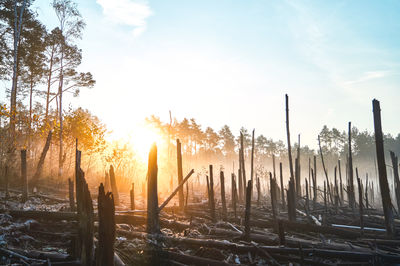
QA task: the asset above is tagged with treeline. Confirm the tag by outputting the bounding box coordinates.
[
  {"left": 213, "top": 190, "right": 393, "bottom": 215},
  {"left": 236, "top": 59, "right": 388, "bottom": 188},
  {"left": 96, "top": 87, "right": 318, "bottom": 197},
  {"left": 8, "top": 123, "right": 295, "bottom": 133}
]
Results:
[{"left": 146, "top": 115, "right": 400, "bottom": 181}]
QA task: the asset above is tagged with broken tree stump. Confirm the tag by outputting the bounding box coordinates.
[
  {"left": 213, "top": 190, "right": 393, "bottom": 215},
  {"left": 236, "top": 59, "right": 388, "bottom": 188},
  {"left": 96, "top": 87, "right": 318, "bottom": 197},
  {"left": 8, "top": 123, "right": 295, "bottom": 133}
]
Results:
[
  {"left": 97, "top": 183, "right": 115, "bottom": 266},
  {"left": 280, "top": 162, "right": 285, "bottom": 210},
  {"left": 287, "top": 179, "right": 296, "bottom": 222},
  {"left": 176, "top": 139, "right": 184, "bottom": 210},
  {"left": 231, "top": 173, "right": 237, "bottom": 219},
  {"left": 130, "top": 182, "right": 135, "bottom": 210},
  {"left": 348, "top": 122, "right": 356, "bottom": 212},
  {"left": 270, "top": 173, "right": 277, "bottom": 218},
  {"left": 69, "top": 178, "right": 75, "bottom": 211},
  {"left": 147, "top": 144, "right": 160, "bottom": 234},
  {"left": 243, "top": 180, "right": 252, "bottom": 239},
  {"left": 21, "top": 149, "right": 27, "bottom": 202},
  {"left": 209, "top": 165, "right": 216, "bottom": 222},
  {"left": 356, "top": 170, "right": 364, "bottom": 234},
  {"left": 390, "top": 151, "right": 400, "bottom": 215},
  {"left": 220, "top": 170, "right": 227, "bottom": 221},
  {"left": 109, "top": 165, "right": 119, "bottom": 206},
  {"left": 256, "top": 175, "right": 261, "bottom": 206},
  {"left": 76, "top": 168, "right": 94, "bottom": 266},
  {"left": 285, "top": 94, "right": 295, "bottom": 187},
  {"left": 373, "top": 99, "right": 395, "bottom": 237}
]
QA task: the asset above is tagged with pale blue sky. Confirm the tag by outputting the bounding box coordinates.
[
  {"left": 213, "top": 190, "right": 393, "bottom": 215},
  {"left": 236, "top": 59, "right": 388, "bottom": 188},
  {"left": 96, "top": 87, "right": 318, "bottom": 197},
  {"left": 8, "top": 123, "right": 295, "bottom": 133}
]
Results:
[{"left": 6, "top": 0, "right": 400, "bottom": 147}]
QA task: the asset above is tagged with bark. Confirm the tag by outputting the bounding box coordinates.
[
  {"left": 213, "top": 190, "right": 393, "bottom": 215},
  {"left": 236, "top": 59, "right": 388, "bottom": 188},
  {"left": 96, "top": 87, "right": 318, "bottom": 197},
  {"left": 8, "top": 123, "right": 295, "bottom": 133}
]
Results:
[
  {"left": 21, "top": 150, "right": 27, "bottom": 202},
  {"left": 372, "top": 99, "right": 395, "bottom": 237},
  {"left": 31, "top": 131, "right": 52, "bottom": 186},
  {"left": 109, "top": 165, "right": 119, "bottom": 206},
  {"left": 147, "top": 144, "right": 159, "bottom": 234},
  {"left": 176, "top": 139, "right": 184, "bottom": 210},
  {"left": 97, "top": 183, "right": 115, "bottom": 266}
]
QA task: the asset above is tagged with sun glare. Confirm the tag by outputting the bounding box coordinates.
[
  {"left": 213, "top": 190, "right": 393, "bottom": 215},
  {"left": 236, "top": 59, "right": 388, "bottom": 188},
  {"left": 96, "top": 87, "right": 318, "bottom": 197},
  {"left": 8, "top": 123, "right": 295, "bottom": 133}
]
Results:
[{"left": 131, "top": 125, "right": 163, "bottom": 161}]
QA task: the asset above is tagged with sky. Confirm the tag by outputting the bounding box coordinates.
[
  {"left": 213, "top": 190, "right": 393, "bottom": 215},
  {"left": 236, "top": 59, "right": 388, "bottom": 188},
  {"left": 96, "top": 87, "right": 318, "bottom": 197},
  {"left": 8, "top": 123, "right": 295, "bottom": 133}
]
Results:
[{"left": 4, "top": 0, "right": 400, "bottom": 148}]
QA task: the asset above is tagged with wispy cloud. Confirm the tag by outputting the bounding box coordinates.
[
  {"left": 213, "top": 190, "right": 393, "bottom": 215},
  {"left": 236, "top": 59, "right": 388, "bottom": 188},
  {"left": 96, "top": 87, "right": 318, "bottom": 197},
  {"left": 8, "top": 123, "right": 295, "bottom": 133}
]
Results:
[
  {"left": 343, "top": 71, "right": 389, "bottom": 85},
  {"left": 96, "top": 0, "right": 152, "bottom": 36}
]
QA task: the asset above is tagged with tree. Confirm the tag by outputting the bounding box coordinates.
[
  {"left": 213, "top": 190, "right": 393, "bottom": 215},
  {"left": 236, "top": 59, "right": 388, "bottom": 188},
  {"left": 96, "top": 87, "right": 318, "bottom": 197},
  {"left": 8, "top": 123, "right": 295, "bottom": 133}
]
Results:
[
  {"left": 0, "top": 0, "right": 36, "bottom": 151},
  {"left": 219, "top": 125, "right": 235, "bottom": 157},
  {"left": 19, "top": 17, "right": 46, "bottom": 148},
  {"left": 51, "top": 0, "right": 93, "bottom": 178}
]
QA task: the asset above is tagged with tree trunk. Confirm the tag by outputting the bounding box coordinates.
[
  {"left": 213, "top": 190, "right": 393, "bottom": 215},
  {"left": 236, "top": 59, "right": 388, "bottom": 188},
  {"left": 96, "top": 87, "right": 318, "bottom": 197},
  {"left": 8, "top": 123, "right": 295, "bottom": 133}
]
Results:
[
  {"left": 176, "top": 139, "right": 184, "bottom": 210},
  {"left": 109, "top": 165, "right": 119, "bottom": 206},
  {"left": 21, "top": 150, "right": 27, "bottom": 202},
  {"left": 31, "top": 130, "right": 52, "bottom": 187},
  {"left": 97, "top": 184, "right": 115, "bottom": 266},
  {"left": 220, "top": 171, "right": 227, "bottom": 221},
  {"left": 348, "top": 122, "right": 356, "bottom": 212},
  {"left": 147, "top": 144, "right": 159, "bottom": 234},
  {"left": 285, "top": 94, "right": 294, "bottom": 184},
  {"left": 372, "top": 99, "right": 395, "bottom": 237}
]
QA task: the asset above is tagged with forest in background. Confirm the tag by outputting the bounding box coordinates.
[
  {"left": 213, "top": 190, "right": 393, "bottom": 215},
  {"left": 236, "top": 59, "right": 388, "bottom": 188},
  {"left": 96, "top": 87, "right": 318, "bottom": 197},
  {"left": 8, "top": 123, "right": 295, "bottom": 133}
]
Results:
[{"left": 1, "top": 0, "right": 400, "bottom": 194}]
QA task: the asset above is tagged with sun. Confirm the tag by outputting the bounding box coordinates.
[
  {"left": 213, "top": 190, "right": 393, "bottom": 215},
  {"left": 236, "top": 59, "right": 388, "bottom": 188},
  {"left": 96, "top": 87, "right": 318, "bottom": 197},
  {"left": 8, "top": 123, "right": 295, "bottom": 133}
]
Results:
[{"left": 131, "top": 124, "right": 164, "bottom": 161}]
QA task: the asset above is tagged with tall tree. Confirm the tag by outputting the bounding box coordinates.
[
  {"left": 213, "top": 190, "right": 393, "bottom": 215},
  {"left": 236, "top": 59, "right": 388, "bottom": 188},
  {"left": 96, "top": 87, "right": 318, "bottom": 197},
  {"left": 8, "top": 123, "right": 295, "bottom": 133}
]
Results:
[{"left": 51, "top": 0, "right": 93, "bottom": 178}]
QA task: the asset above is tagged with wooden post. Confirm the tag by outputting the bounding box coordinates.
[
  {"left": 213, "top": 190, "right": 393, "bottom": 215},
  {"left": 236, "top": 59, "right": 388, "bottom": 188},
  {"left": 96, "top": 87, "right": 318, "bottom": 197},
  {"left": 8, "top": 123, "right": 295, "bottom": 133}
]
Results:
[
  {"left": 147, "top": 144, "right": 160, "bottom": 234},
  {"left": 68, "top": 178, "right": 75, "bottom": 211},
  {"left": 130, "top": 182, "right": 135, "bottom": 210},
  {"left": 243, "top": 180, "right": 252, "bottom": 239},
  {"left": 109, "top": 165, "right": 119, "bottom": 206},
  {"left": 373, "top": 99, "right": 395, "bottom": 236},
  {"left": 270, "top": 173, "right": 277, "bottom": 218},
  {"left": 220, "top": 171, "right": 227, "bottom": 221},
  {"left": 285, "top": 94, "right": 295, "bottom": 185},
  {"left": 231, "top": 173, "right": 237, "bottom": 219},
  {"left": 97, "top": 183, "right": 115, "bottom": 266},
  {"left": 348, "top": 122, "right": 356, "bottom": 212},
  {"left": 176, "top": 139, "right": 184, "bottom": 210},
  {"left": 356, "top": 169, "right": 364, "bottom": 234},
  {"left": 279, "top": 162, "right": 285, "bottom": 210},
  {"left": 273, "top": 154, "right": 276, "bottom": 179},
  {"left": 21, "top": 149, "right": 27, "bottom": 202},
  {"left": 209, "top": 165, "right": 216, "bottom": 222},
  {"left": 318, "top": 135, "right": 333, "bottom": 204}
]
